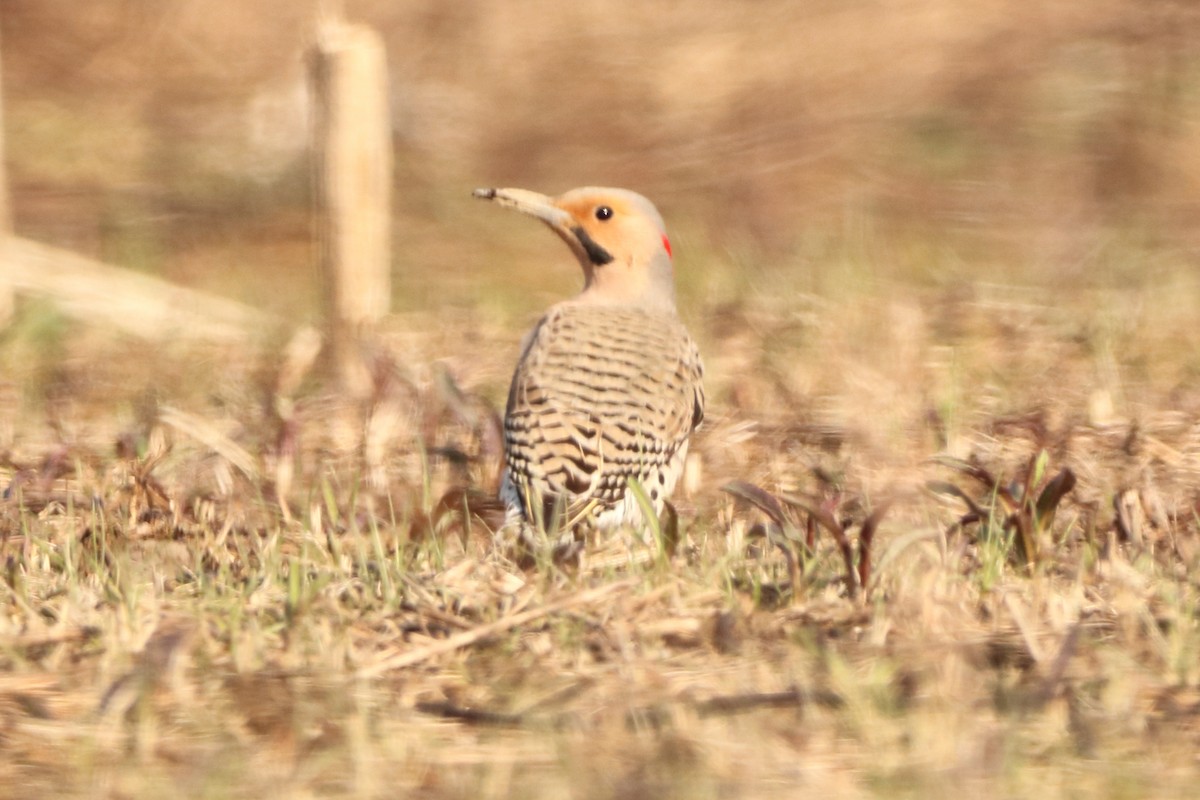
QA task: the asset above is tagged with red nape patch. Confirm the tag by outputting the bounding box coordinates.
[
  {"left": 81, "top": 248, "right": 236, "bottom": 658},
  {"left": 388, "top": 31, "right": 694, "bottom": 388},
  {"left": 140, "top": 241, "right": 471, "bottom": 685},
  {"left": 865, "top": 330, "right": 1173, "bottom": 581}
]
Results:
[{"left": 662, "top": 234, "right": 673, "bottom": 259}]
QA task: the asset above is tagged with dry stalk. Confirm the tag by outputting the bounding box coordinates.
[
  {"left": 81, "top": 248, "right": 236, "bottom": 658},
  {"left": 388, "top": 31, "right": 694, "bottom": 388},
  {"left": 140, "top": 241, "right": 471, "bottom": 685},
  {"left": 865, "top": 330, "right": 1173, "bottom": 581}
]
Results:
[{"left": 357, "top": 579, "right": 636, "bottom": 678}]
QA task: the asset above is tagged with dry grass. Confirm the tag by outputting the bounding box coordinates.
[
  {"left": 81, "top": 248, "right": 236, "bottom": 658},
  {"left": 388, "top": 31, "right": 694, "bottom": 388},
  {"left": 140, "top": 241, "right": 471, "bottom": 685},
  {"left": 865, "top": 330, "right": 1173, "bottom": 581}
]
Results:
[
  {"left": 3, "top": 260, "right": 1200, "bottom": 798},
  {"left": 3, "top": 2, "right": 1200, "bottom": 797}
]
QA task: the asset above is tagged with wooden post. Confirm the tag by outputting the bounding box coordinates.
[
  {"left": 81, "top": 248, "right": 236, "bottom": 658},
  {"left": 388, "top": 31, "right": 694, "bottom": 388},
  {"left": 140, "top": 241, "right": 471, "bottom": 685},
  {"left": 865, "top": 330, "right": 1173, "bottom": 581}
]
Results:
[
  {"left": 0, "top": 22, "right": 14, "bottom": 328},
  {"left": 309, "top": 19, "right": 392, "bottom": 395}
]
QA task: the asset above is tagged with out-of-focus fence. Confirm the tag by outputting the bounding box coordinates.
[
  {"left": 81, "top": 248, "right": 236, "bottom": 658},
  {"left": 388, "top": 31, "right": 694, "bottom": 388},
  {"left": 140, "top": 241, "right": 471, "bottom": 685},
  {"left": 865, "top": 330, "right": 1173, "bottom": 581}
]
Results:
[
  {"left": 0, "top": 12, "right": 394, "bottom": 394},
  {"left": 2, "top": 1, "right": 1198, "bottom": 323},
  {"left": 310, "top": 18, "right": 392, "bottom": 394}
]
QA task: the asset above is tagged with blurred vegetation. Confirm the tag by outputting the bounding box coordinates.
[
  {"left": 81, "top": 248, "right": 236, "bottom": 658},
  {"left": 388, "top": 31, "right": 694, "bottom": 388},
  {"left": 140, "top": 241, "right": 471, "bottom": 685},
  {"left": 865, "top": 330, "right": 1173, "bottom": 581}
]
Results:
[
  {"left": 3, "top": 4, "right": 1200, "bottom": 799},
  {"left": 4, "top": 0, "right": 1200, "bottom": 317}
]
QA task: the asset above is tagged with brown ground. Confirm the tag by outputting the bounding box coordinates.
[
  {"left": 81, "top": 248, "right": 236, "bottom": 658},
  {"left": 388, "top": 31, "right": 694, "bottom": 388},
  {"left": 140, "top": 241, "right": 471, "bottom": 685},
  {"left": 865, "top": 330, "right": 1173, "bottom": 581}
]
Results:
[{"left": 2, "top": 2, "right": 1200, "bottom": 797}]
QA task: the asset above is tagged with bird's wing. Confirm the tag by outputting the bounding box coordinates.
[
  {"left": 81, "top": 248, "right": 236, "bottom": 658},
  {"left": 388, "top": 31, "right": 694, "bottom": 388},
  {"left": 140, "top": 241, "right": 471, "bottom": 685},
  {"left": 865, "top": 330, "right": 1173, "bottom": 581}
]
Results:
[{"left": 505, "top": 305, "right": 702, "bottom": 505}]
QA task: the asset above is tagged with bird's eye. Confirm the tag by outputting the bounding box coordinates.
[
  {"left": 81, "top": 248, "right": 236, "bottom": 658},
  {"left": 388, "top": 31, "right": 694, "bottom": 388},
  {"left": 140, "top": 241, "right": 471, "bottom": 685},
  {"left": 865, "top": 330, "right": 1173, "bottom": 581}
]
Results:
[{"left": 595, "top": 206, "right": 613, "bottom": 221}]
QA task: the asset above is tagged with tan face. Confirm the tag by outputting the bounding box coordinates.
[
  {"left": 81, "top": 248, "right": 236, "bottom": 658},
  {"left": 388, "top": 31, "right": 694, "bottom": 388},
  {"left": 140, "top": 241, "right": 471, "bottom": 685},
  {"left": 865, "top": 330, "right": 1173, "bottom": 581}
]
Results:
[
  {"left": 474, "top": 185, "right": 677, "bottom": 310},
  {"left": 553, "top": 190, "right": 672, "bottom": 271}
]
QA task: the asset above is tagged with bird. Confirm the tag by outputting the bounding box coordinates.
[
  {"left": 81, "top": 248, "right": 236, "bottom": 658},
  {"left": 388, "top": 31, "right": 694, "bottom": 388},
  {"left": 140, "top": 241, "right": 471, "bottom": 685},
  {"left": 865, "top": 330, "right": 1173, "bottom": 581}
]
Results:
[{"left": 473, "top": 186, "right": 704, "bottom": 541}]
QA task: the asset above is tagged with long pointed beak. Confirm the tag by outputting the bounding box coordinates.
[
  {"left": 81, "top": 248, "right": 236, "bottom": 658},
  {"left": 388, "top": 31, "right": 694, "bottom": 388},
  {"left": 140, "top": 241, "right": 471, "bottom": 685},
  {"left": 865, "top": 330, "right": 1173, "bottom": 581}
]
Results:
[{"left": 472, "top": 187, "right": 572, "bottom": 228}]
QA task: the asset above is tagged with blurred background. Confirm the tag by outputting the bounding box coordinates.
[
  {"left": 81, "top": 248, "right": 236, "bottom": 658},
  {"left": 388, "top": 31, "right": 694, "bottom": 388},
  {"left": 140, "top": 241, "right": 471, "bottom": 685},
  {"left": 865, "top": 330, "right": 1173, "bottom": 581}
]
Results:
[
  {"left": 4, "top": 0, "right": 1200, "bottom": 325},
  {"left": 6, "top": 7, "right": 1200, "bottom": 795}
]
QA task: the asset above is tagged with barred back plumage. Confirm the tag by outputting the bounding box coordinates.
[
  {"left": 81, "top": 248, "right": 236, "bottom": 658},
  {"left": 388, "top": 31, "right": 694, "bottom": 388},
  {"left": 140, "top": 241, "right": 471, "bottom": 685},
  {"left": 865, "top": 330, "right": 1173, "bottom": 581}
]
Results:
[{"left": 501, "top": 303, "right": 704, "bottom": 529}]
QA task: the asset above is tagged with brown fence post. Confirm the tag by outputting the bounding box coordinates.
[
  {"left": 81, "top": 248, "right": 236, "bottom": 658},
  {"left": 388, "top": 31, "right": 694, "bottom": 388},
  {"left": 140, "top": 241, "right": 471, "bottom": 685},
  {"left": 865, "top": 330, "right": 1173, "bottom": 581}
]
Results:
[
  {"left": 308, "top": 18, "right": 393, "bottom": 395},
  {"left": 0, "top": 22, "right": 14, "bottom": 327}
]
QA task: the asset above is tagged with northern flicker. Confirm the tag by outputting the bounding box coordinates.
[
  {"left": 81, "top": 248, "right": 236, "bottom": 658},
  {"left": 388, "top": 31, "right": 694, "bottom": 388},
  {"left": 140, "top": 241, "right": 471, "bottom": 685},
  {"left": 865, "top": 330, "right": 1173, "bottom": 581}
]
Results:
[{"left": 473, "top": 186, "right": 704, "bottom": 535}]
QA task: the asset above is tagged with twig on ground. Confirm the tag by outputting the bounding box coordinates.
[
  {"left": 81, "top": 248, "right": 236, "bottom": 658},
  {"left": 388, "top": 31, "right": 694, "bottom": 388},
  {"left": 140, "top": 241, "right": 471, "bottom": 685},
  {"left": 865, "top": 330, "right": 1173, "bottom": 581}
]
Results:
[{"left": 357, "top": 578, "right": 636, "bottom": 678}]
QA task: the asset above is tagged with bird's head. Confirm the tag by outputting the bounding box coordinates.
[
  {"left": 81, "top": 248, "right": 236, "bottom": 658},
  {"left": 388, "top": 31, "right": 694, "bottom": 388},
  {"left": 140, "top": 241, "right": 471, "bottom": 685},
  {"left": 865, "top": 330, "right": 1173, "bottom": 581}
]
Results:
[{"left": 474, "top": 186, "right": 676, "bottom": 313}]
